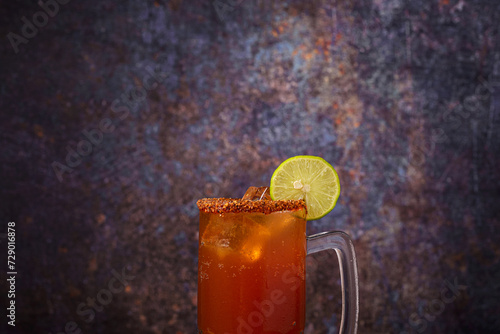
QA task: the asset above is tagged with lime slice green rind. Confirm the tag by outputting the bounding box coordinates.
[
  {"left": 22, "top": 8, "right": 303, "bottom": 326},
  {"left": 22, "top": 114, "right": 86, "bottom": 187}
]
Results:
[{"left": 270, "top": 155, "right": 341, "bottom": 221}]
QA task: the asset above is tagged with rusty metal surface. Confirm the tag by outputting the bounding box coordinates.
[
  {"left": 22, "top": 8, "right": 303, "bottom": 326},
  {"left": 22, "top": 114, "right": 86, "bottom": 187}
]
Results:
[{"left": 1, "top": 0, "right": 499, "bottom": 333}]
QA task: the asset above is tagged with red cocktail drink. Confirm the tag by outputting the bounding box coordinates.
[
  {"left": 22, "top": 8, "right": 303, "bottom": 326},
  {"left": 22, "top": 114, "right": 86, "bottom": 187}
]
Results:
[{"left": 197, "top": 198, "right": 307, "bottom": 334}]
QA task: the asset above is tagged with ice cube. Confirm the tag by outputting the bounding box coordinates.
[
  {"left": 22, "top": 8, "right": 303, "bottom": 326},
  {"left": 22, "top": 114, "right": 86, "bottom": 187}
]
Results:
[
  {"left": 201, "top": 214, "right": 270, "bottom": 262},
  {"left": 239, "top": 215, "right": 271, "bottom": 262},
  {"left": 201, "top": 216, "right": 248, "bottom": 250},
  {"left": 242, "top": 186, "right": 272, "bottom": 201}
]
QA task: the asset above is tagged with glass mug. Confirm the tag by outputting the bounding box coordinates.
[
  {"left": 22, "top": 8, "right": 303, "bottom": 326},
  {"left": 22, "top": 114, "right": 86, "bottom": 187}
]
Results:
[{"left": 197, "top": 198, "right": 359, "bottom": 334}]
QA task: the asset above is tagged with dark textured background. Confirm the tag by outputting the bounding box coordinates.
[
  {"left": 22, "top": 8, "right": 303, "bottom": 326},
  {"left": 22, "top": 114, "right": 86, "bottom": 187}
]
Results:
[{"left": 1, "top": 0, "right": 500, "bottom": 333}]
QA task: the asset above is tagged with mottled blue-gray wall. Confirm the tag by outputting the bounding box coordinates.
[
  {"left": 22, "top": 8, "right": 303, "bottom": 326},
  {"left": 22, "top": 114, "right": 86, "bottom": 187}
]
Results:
[{"left": 1, "top": 0, "right": 499, "bottom": 333}]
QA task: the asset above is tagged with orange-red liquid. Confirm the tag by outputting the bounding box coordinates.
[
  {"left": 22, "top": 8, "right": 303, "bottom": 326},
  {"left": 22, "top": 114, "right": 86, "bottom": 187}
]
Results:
[{"left": 198, "top": 210, "right": 307, "bottom": 334}]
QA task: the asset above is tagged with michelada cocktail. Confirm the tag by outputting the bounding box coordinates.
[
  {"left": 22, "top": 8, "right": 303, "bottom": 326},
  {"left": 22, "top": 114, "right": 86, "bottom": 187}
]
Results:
[
  {"left": 197, "top": 156, "right": 359, "bottom": 334},
  {"left": 197, "top": 194, "right": 307, "bottom": 333}
]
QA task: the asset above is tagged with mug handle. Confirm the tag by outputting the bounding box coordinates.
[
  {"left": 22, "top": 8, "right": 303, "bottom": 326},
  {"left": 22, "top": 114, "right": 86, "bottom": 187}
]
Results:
[{"left": 307, "top": 231, "right": 359, "bottom": 334}]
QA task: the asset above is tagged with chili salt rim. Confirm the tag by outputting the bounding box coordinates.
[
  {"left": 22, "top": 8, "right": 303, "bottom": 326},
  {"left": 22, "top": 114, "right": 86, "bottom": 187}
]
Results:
[{"left": 197, "top": 198, "right": 306, "bottom": 215}]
